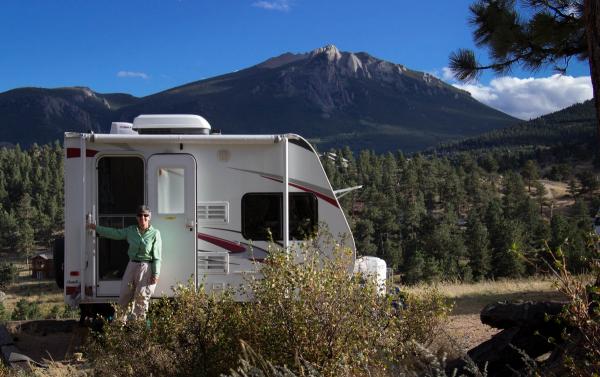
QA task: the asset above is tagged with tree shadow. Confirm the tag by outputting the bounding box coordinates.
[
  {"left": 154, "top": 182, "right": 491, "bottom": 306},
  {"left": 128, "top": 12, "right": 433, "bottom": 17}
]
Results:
[{"left": 450, "top": 290, "right": 567, "bottom": 316}]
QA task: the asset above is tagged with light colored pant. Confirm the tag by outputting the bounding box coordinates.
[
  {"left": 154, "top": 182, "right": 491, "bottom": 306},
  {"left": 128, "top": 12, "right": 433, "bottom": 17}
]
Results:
[{"left": 118, "top": 261, "right": 156, "bottom": 321}]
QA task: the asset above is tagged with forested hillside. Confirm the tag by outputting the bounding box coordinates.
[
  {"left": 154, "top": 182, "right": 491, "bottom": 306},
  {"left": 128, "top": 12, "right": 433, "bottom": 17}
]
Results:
[
  {"left": 435, "top": 100, "right": 596, "bottom": 154},
  {"left": 0, "top": 143, "right": 63, "bottom": 258},
  {"left": 0, "top": 142, "right": 596, "bottom": 284},
  {"left": 324, "top": 147, "right": 598, "bottom": 283}
]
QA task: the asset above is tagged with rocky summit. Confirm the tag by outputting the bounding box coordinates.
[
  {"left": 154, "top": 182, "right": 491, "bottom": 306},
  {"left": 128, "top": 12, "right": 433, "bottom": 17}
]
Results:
[{"left": 0, "top": 45, "right": 517, "bottom": 152}]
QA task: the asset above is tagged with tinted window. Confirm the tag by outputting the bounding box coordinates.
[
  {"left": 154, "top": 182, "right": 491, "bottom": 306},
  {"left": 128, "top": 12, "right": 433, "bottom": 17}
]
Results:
[
  {"left": 242, "top": 193, "right": 282, "bottom": 241},
  {"left": 290, "top": 193, "right": 318, "bottom": 240},
  {"left": 242, "top": 193, "right": 318, "bottom": 241}
]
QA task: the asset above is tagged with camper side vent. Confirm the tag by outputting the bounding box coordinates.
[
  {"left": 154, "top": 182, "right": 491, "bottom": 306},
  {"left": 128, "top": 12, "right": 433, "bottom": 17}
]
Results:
[
  {"left": 197, "top": 202, "right": 229, "bottom": 223},
  {"left": 197, "top": 252, "right": 229, "bottom": 274}
]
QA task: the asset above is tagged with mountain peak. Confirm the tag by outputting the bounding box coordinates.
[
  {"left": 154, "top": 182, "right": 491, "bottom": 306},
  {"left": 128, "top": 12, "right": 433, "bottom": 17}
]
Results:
[{"left": 309, "top": 44, "right": 342, "bottom": 61}]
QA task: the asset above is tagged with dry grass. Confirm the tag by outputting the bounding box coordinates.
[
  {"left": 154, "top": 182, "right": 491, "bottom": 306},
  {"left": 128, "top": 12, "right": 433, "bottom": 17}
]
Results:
[
  {"left": 1, "top": 254, "right": 65, "bottom": 318},
  {"left": 402, "top": 277, "right": 572, "bottom": 355},
  {"left": 2, "top": 278, "right": 64, "bottom": 315},
  {"left": 403, "top": 276, "right": 567, "bottom": 315}
]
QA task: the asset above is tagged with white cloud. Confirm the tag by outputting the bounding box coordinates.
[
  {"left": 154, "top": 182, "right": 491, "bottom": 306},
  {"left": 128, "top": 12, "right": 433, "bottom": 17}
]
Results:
[
  {"left": 252, "top": 0, "right": 291, "bottom": 11},
  {"left": 117, "top": 71, "right": 149, "bottom": 80},
  {"left": 441, "top": 67, "right": 455, "bottom": 81},
  {"left": 430, "top": 67, "right": 465, "bottom": 82},
  {"left": 452, "top": 74, "right": 593, "bottom": 120}
]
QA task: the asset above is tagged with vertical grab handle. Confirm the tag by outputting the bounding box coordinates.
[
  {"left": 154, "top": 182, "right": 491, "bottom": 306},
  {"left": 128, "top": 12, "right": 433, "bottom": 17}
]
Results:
[{"left": 186, "top": 219, "right": 195, "bottom": 231}]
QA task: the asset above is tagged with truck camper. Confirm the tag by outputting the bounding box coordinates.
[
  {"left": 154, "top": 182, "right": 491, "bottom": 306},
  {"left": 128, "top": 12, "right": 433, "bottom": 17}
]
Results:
[{"left": 59, "top": 114, "right": 356, "bottom": 312}]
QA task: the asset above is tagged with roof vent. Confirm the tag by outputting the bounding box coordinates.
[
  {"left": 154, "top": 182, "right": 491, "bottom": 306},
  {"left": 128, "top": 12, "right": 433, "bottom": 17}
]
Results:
[
  {"left": 110, "top": 122, "right": 137, "bottom": 135},
  {"left": 133, "top": 114, "right": 212, "bottom": 135}
]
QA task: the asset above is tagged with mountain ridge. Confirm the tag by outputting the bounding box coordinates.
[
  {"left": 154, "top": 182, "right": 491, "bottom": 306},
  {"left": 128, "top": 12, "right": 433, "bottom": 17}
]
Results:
[{"left": 0, "top": 45, "right": 517, "bottom": 152}]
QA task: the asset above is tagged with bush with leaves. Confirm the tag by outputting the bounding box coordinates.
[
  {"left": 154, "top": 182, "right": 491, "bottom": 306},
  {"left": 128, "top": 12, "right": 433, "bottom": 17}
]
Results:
[
  {"left": 86, "top": 232, "right": 450, "bottom": 377},
  {"left": 86, "top": 284, "right": 244, "bottom": 377},
  {"left": 46, "top": 304, "right": 79, "bottom": 320},
  {"left": 543, "top": 235, "right": 600, "bottom": 376},
  {"left": 241, "top": 241, "right": 392, "bottom": 376},
  {"left": 11, "top": 299, "right": 41, "bottom": 320},
  {"left": 0, "top": 262, "right": 17, "bottom": 289},
  {"left": 0, "top": 302, "right": 8, "bottom": 323}
]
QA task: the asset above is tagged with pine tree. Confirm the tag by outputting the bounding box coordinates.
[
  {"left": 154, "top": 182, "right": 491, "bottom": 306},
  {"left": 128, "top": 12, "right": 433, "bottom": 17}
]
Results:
[
  {"left": 0, "top": 207, "right": 18, "bottom": 250},
  {"left": 567, "top": 178, "right": 580, "bottom": 197},
  {"left": 423, "top": 256, "right": 442, "bottom": 283},
  {"left": 404, "top": 250, "right": 425, "bottom": 284},
  {"left": 466, "top": 214, "right": 491, "bottom": 280},
  {"left": 15, "top": 193, "right": 36, "bottom": 261},
  {"left": 549, "top": 213, "right": 570, "bottom": 251},
  {"left": 450, "top": 0, "right": 600, "bottom": 143},
  {"left": 354, "top": 218, "right": 378, "bottom": 256},
  {"left": 521, "top": 160, "right": 540, "bottom": 192},
  {"left": 491, "top": 219, "right": 525, "bottom": 278},
  {"left": 532, "top": 180, "right": 547, "bottom": 215}
]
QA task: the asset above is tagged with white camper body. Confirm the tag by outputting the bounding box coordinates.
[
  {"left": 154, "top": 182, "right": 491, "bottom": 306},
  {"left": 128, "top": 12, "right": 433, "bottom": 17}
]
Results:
[{"left": 63, "top": 115, "right": 355, "bottom": 307}]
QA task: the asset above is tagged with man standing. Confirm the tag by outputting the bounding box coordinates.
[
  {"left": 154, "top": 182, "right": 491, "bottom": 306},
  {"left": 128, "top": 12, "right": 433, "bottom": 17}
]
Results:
[{"left": 87, "top": 205, "right": 161, "bottom": 320}]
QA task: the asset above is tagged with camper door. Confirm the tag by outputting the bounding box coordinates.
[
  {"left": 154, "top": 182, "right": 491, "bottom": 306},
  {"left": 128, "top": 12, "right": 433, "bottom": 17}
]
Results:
[
  {"left": 147, "top": 154, "right": 197, "bottom": 296},
  {"left": 95, "top": 155, "right": 145, "bottom": 297}
]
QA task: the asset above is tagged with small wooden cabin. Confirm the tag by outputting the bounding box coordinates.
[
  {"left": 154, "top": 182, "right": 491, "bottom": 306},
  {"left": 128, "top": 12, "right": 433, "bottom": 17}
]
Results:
[{"left": 32, "top": 252, "right": 54, "bottom": 279}]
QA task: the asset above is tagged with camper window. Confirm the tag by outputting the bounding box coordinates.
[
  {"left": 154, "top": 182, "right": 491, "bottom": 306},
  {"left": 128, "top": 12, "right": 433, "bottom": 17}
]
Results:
[
  {"left": 242, "top": 193, "right": 282, "bottom": 241},
  {"left": 289, "top": 193, "right": 318, "bottom": 239},
  {"left": 241, "top": 193, "right": 318, "bottom": 241},
  {"left": 157, "top": 167, "right": 185, "bottom": 214}
]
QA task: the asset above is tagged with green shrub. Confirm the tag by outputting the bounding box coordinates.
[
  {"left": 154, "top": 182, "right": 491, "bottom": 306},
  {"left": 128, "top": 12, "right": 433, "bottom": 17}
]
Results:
[
  {"left": 0, "top": 262, "right": 17, "bottom": 289},
  {"left": 240, "top": 243, "right": 390, "bottom": 376},
  {"left": 87, "top": 285, "right": 244, "bottom": 377},
  {"left": 545, "top": 236, "right": 600, "bottom": 375},
  {"left": 0, "top": 302, "right": 8, "bottom": 322},
  {"left": 61, "top": 304, "right": 80, "bottom": 319},
  {"left": 47, "top": 304, "right": 61, "bottom": 319},
  {"left": 46, "top": 304, "right": 79, "bottom": 319},
  {"left": 86, "top": 232, "right": 451, "bottom": 377},
  {"left": 11, "top": 299, "right": 41, "bottom": 320}
]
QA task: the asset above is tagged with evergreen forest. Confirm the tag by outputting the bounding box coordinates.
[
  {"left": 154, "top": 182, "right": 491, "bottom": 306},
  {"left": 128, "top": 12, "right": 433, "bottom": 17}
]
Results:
[
  {"left": 0, "top": 143, "right": 63, "bottom": 259},
  {"left": 0, "top": 137, "right": 598, "bottom": 284},
  {"left": 324, "top": 144, "right": 599, "bottom": 283}
]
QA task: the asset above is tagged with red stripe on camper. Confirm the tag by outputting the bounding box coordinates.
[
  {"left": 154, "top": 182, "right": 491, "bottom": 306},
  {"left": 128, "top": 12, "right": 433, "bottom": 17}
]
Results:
[
  {"left": 261, "top": 175, "right": 339, "bottom": 208},
  {"left": 197, "top": 233, "right": 246, "bottom": 253},
  {"left": 66, "top": 148, "right": 99, "bottom": 158},
  {"left": 289, "top": 182, "right": 339, "bottom": 208}
]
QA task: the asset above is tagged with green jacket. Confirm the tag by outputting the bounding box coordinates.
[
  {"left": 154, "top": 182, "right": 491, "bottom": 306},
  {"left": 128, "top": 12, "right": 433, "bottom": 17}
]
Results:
[{"left": 95, "top": 225, "right": 162, "bottom": 277}]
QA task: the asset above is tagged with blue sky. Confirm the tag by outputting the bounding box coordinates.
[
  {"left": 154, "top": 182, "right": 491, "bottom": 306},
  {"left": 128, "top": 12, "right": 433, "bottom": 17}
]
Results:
[{"left": 0, "top": 0, "right": 592, "bottom": 119}]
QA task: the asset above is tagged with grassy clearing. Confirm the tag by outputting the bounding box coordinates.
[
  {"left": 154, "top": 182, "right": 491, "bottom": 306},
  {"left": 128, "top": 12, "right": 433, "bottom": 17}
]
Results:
[
  {"left": 403, "top": 276, "right": 568, "bottom": 315},
  {"left": 2, "top": 278, "right": 64, "bottom": 314},
  {"left": 1, "top": 255, "right": 67, "bottom": 319}
]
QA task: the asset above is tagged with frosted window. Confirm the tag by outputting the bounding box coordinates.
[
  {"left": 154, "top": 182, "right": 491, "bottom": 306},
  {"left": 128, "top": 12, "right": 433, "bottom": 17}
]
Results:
[{"left": 158, "top": 167, "right": 185, "bottom": 214}]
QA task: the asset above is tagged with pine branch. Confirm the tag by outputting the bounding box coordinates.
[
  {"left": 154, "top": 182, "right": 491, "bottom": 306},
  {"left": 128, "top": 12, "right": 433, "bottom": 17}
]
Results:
[
  {"left": 449, "top": 48, "right": 520, "bottom": 81},
  {"left": 527, "top": 0, "right": 582, "bottom": 22}
]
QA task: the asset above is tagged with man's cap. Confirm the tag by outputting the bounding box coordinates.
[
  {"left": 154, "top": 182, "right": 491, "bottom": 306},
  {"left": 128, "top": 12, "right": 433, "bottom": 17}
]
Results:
[{"left": 137, "top": 205, "right": 151, "bottom": 215}]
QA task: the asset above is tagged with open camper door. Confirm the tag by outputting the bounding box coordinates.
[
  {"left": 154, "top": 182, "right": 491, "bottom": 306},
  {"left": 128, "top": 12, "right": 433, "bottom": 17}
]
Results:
[{"left": 148, "top": 154, "right": 197, "bottom": 296}]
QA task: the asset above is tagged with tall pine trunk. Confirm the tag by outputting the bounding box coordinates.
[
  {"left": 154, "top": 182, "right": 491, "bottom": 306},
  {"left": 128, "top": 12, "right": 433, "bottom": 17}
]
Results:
[{"left": 585, "top": 0, "right": 600, "bottom": 145}]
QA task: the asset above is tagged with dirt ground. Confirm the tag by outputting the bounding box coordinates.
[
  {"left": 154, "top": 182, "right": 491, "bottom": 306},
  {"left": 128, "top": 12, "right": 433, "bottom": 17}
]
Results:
[
  {"left": 438, "top": 284, "right": 567, "bottom": 356},
  {"left": 4, "top": 320, "right": 85, "bottom": 364},
  {"left": 539, "top": 179, "right": 574, "bottom": 217}
]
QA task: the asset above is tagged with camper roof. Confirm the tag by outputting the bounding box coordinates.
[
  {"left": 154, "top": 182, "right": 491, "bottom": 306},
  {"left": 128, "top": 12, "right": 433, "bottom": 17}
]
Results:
[{"left": 133, "top": 114, "right": 211, "bottom": 135}]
